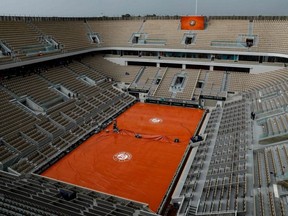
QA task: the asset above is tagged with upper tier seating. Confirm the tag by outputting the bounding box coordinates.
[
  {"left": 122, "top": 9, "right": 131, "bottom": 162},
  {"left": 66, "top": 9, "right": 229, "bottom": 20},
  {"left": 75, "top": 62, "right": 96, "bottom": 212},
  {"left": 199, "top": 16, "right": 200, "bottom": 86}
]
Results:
[
  {"left": 0, "top": 21, "right": 44, "bottom": 54},
  {"left": 88, "top": 20, "right": 143, "bottom": 47},
  {"left": 0, "top": 18, "right": 288, "bottom": 66},
  {"left": 33, "top": 20, "right": 96, "bottom": 51},
  {"left": 252, "top": 20, "right": 288, "bottom": 54}
]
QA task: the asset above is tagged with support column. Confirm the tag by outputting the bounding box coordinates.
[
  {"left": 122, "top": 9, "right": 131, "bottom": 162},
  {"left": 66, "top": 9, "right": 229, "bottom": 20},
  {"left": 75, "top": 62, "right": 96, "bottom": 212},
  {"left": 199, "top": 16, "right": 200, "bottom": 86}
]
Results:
[{"left": 263, "top": 56, "right": 269, "bottom": 63}]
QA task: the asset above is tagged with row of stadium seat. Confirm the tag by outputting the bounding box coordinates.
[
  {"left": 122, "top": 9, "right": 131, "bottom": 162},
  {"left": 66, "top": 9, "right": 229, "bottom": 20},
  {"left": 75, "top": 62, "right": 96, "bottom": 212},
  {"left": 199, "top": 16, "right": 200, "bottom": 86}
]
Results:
[
  {"left": 0, "top": 171, "right": 154, "bottom": 216},
  {"left": 176, "top": 99, "right": 251, "bottom": 215}
]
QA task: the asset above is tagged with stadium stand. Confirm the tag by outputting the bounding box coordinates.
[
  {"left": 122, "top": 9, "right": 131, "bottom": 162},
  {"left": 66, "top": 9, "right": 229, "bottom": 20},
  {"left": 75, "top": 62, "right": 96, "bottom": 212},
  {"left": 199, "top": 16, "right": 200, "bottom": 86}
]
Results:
[
  {"left": 82, "top": 55, "right": 141, "bottom": 83},
  {"left": 0, "top": 171, "right": 155, "bottom": 216},
  {"left": 197, "top": 70, "right": 227, "bottom": 98},
  {"left": 2, "top": 15, "right": 288, "bottom": 215},
  {"left": 32, "top": 20, "right": 97, "bottom": 52},
  {"left": 88, "top": 20, "right": 144, "bottom": 47},
  {"left": 173, "top": 99, "right": 251, "bottom": 215},
  {"left": 252, "top": 20, "right": 288, "bottom": 54},
  {"left": 153, "top": 68, "right": 178, "bottom": 98},
  {"left": 129, "top": 66, "right": 160, "bottom": 92},
  {"left": 134, "top": 19, "right": 181, "bottom": 47},
  {"left": 0, "top": 20, "right": 63, "bottom": 63},
  {"left": 3, "top": 74, "right": 62, "bottom": 109},
  {"left": 175, "top": 69, "right": 199, "bottom": 100},
  {"left": 0, "top": 20, "right": 45, "bottom": 55},
  {"left": 0, "top": 57, "right": 137, "bottom": 176},
  {"left": 150, "top": 68, "right": 200, "bottom": 100}
]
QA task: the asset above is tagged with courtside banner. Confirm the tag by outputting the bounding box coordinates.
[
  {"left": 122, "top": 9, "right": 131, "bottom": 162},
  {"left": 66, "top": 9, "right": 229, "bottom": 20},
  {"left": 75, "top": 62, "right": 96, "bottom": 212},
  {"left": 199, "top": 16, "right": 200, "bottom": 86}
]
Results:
[{"left": 181, "top": 16, "right": 205, "bottom": 30}]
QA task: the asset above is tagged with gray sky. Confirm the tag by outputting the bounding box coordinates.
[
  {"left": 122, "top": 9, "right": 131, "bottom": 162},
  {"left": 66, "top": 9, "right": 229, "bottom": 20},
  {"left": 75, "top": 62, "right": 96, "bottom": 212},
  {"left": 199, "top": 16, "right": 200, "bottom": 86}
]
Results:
[{"left": 0, "top": 0, "right": 287, "bottom": 17}]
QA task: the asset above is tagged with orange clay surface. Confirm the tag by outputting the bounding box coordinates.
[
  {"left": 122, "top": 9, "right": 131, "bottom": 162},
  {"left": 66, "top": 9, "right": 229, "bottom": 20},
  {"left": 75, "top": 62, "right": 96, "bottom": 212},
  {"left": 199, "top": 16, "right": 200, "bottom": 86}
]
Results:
[{"left": 42, "top": 103, "right": 204, "bottom": 212}]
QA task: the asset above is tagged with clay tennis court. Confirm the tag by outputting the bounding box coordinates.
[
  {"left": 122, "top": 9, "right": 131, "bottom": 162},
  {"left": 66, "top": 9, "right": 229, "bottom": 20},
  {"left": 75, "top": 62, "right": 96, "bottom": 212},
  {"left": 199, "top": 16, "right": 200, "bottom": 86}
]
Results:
[{"left": 42, "top": 103, "right": 204, "bottom": 212}]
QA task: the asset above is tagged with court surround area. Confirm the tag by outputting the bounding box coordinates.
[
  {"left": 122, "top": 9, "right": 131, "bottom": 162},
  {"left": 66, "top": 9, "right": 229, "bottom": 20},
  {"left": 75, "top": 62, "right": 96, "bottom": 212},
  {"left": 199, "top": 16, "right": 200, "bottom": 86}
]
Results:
[{"left": 42, "top": 103, "right": 204, "bottom": 212}]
